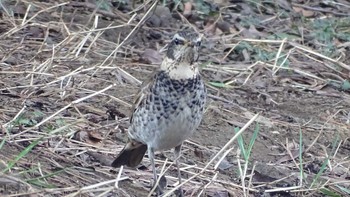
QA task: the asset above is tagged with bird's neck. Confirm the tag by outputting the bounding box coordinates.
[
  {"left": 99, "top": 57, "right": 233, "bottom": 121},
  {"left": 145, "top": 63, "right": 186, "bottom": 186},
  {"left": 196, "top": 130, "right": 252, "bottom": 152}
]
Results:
[{"left": 160, "top": 57, "right": 199, "bottom": 80}]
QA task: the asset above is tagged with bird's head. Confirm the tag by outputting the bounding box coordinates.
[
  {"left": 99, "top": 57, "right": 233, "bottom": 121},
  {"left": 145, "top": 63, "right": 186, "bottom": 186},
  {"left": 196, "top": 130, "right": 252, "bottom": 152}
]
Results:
[{"left": 166, "top": 30, "right": 202, "bottom": 65}]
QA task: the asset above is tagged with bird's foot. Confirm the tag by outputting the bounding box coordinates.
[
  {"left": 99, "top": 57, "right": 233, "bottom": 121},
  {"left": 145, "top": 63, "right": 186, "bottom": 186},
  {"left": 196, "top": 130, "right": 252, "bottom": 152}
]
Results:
[
  {"left": 150, "top": 174, "right": 167, "bottom": 196},
  {"left": 174, "top": 188, "right": 184, "bottom": 197}
]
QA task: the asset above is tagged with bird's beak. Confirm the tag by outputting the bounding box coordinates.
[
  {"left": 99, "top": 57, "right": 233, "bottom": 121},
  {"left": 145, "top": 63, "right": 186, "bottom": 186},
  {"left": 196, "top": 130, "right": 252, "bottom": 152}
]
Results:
[{"left": 185, "top": 41, "right": 195, "bottom": 47}]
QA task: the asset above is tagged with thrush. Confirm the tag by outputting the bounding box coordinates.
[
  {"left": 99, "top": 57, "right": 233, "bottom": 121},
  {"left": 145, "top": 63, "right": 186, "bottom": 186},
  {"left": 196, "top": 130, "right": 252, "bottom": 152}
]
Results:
[{"left": 112, "top": 30, "right": 206, "bottom": 196}]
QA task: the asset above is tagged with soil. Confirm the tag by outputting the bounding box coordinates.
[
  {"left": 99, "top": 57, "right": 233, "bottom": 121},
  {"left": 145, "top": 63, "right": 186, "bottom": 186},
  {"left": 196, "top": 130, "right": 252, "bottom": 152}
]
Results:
[{"left": 0, "top": 1, "right": 349, "bottom": 197}]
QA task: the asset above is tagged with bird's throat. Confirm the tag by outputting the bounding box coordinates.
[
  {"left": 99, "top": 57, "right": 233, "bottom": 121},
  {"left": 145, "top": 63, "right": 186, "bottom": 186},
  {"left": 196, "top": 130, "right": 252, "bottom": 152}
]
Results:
[{"left": 160, "top": 58, "right": 199, "bottom": 80}]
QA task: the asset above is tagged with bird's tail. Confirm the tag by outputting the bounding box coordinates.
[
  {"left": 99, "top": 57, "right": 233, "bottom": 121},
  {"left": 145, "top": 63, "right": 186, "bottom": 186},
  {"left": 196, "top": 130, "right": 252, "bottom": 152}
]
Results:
[{"left": 111, "top": 140, "right": 147, "bottom": 168}]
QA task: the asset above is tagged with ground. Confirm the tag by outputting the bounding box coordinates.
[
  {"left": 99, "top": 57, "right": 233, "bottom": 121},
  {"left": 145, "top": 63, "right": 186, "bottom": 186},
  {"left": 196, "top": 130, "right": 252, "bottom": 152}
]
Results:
[{"left": 0, "top": 0, "right": 350, "bottom": 197}]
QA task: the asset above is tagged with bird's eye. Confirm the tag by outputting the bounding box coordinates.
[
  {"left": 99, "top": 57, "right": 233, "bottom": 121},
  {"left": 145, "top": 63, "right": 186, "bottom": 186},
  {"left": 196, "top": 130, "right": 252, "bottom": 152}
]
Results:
[
  {"left": 173, "top": 38, "right": 185, "bottom": 45},
  {"left": 196, "top": 41, "right": 201, "bottom": 47},
  {"left": 174, "top": 38, "right": 180, "bottom": 45}
]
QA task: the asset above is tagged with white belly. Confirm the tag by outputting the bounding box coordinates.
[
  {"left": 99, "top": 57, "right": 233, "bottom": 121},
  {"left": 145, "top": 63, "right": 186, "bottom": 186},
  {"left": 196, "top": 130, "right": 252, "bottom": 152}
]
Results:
[{"left": 149, "top": 106, "right": 197, "bottom": 150}]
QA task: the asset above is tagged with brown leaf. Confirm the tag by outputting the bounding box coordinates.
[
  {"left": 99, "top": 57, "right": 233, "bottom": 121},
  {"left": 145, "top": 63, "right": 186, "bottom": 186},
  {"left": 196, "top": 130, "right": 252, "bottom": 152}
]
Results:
[
  {"left": 183, "top": 2, "right": 192, "bottom": 17},
  {"left": 292, "top": 6, "right": 315, "bottom": 17},
  {"left": 74, "top": 130, "right": 103, "bottom": 145},
  {"left": 87, "top": 130, "right": 103, "bottom": 144},
  {"left": 240, "top": 25, "right": 266, "bottom": 39},
  {"left": 204, "top": 19, "right": 217, "bottom": 36}
]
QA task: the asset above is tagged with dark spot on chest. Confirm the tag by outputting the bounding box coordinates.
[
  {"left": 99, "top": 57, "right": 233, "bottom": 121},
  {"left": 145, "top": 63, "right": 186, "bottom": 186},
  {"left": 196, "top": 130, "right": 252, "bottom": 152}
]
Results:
[
  {"left": 162, "top": 99, "right": 170, "bottom": 109},
  {"left": 191, "top": 100, "right": 198, "bottom": 106},
  {"left": 151, "top": 71, "right": 205, "bottom": 114},
  {"left": 171, "top": 102, "right": 177, "bottom": 111}
]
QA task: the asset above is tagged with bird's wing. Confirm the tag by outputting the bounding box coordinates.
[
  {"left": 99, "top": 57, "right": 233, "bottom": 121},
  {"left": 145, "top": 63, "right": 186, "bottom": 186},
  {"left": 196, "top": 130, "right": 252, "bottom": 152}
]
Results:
[{"left": 129, "top": 69, "right": 158, "bottom": 123}]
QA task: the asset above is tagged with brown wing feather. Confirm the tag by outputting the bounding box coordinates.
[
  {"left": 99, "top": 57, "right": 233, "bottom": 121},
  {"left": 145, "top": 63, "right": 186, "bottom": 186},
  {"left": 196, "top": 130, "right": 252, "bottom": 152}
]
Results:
[
  {"left": 111, "top": 139, "right": 147, "bottom": 168},
  {"left": 129, "top": 69, "right": 158, "bottom": 123},
  {"left": 112, "top": 70, "right": 159, "bottom": 168}
]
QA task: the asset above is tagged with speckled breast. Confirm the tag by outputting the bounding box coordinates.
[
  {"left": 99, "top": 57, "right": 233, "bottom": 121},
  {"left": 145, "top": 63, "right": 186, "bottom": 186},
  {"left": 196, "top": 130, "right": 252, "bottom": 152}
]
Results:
[{"left": 130, "top": 71, "right": 206, "bottom": 150}]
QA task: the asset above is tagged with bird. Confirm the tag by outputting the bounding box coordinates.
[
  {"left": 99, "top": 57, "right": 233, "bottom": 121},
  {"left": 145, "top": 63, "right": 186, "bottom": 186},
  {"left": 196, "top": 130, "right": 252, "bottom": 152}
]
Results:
[{"left": 111, "top": 29, "right": 206, "bottom": 196}]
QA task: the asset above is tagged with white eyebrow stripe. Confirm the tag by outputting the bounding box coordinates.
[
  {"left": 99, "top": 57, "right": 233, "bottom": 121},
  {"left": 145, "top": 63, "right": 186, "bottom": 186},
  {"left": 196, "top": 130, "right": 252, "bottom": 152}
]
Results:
[
  {"left": 173, "top": 33, "right": 185, "bottom": 41},
  {"left": 196, "top": 34, "right": 203, "bottom": 42}
]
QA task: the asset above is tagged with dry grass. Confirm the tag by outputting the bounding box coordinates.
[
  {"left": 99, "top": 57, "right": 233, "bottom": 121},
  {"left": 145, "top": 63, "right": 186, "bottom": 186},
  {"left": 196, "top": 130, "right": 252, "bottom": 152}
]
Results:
[{"left": 1, "top": 0, "right": 350, "bottom": 196}]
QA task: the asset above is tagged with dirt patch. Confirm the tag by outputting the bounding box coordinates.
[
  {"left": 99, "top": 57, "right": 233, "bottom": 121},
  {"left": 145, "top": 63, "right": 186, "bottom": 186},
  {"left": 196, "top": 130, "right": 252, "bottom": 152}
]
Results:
[{"left": 1, "top": 0, "right": 350, "bottom": 196}]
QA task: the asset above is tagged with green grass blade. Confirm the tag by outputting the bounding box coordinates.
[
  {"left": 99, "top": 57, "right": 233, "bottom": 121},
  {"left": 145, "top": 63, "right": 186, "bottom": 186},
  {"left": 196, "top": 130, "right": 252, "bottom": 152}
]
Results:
[
  {"left": 208, "top": 82, "right": 228, "bottom": 88},
  {"left": 335, "top": 185, "right": 350, "bottom": 195},
  {"left": 235, "top": 127, "right": 247, "bottom": 160},
  {"left": 310, "top": 157, "right": 329, "bottom": 188},
  {"left": 18, "top": 166, "right": 40, "bottom": 175},
  {"left": 199, "top": 61, "right": 211, "bottom": 68},
  {"left": 27, "top": 179, "right": 55, "bottom": 188},
  {"left": 330, "top": 133, "right": 340, "bottom": 155},
  {"left": 320, "top": 188, "right": 341, "bottom": 197},
  {"left": 246, "top": 123, "right": 259, "bottom": 159},
  {"left": 309, "top": 133, "right": 341, "bottom": 189},
  {"left": 0, "top": 138, "right": 5, "bottom": 150},
  {"left": 25, "top": 168, "right": 66, "bottom": 183},
  {"left": 2, "top": 137, "right": 42, "bottom": 173}
]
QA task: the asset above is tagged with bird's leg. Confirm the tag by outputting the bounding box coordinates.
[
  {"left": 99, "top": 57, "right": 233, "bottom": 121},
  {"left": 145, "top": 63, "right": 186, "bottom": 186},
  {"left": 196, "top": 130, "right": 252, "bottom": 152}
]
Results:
[
  {"left": 148, "top": 147, "right": 163, "bottom": 195},
  {"left": 174, "top": 144, "right": 184, "bottom": 197}
]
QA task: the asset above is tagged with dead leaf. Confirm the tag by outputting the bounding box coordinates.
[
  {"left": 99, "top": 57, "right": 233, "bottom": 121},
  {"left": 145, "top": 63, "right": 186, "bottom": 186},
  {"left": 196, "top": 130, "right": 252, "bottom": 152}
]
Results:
[
  {"left": 212, "top": 0, "right": 230, "bottom": 6},
  {"left": 13, "top": 3, "right": 27, "bottom": 17},
  {"left": 147, "top": 15, "right": 161, "bottom": 27},
  {"left": 87, "top": 130, "right": 103, "bottom": 144},
  {"left": 87, "top": 151, "right": 114, "bottom": 166},
  {"left": 73, "top": 130, "right": 87, "bottom": 141},
  {"left": 277, "top": 0, "right": 293, "bottom": 11},
  {"left": 28, "top": 26, "right": 44, "bottom": 38},
  {"left": 206, "top": 190, "right": 230, "bottom": 197},
  {"left": 183, "top": 2, "right": 192, "bottom": 17},
  {"left": 287, "top": 140, "right": 299, "bottom": 150},
  {"left": 217, "top": 158, "right": 233, "bottom": 171},
  {"left": 292, "top": 6, "right": 315, "bottom": 17},
  {"left": 153, "top": 6, "right": 172, "bottom": 27},
  {"left": 216, "top": 21, "right": 231, "bottom": 34},
  {"left": 254, "top": 163, "right": 295, "bottom": 184},
  {"left": 239, "top": 24, "right": 266, "bottom": 39},
  {"left": 74, "top": 130, "right": 103, "bottom": 145},
  {"left": 204, "top": 19, "right": 217, "bottom": 35},
  {"left": 139, "top": 49, "right": 162, "bottom": 64}
]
